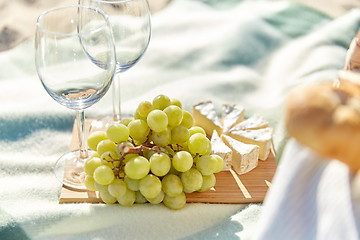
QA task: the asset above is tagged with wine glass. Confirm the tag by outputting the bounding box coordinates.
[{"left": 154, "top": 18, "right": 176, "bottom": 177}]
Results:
[
  {"left": 35, "top": 5, "right": 116, "bottom": 189},
  {"left": 80, "top": 0, "right": 151, "bottom": 122}
]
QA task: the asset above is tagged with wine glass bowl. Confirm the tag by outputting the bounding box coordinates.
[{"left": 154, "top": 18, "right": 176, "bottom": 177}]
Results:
[
  {"left": 108, "top": 1, "right": 151, "bottom": 72},
  {"left": 80, "top": 0, "right": 151, "bottom": 120},
  {"left": 36, "top": 6, "right": 115, "bottom": 111},
  {"left": 35, "top": 5, "right": 116, "bottom": 189}
]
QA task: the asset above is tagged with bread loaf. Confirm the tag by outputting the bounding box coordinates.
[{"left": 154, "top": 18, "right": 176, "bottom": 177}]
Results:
[{"left": 285, "top": 80, "right": 360, "bottom": 172}]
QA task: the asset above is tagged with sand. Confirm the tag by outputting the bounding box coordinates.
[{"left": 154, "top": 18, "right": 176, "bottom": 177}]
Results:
[{"left": 0, "top": 0, "right": 359, "bottom": 51}]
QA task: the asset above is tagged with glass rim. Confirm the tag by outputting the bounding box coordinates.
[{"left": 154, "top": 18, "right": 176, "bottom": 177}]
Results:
[{"left": 36, "top": 4, "right": 111, "bottom": 37}]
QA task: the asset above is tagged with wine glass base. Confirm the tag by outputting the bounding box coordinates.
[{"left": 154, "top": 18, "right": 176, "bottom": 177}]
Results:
[{"left": 53, "top": 150, "right": 92, "bottom": 190}]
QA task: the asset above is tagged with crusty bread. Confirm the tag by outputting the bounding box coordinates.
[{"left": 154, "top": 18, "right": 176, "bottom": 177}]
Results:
[{"left": 285, "top": 80, "right": 360, "bottom": 172}]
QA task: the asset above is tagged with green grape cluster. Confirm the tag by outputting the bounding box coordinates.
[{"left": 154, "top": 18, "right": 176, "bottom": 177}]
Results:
[{"left": 85, "top": 94, "right": 224, "bottom": 210}]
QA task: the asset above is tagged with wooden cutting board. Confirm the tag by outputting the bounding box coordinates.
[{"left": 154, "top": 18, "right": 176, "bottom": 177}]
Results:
[{"left": 59, "top": 118, "right": 277, "bottom": 204}]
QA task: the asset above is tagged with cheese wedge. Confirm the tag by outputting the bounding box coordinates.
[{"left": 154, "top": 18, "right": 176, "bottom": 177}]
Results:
[
  {"left": 229, "top": 113, "right": 268, "bottom": 131},
  {"left": 222, "top": 135, "right": 259, "bottom": 175},
  {"left": 193, "top": 100, "right": 222, "bottom": 137},
  {"left": 210, "top": 130, "right": 232, "bottom": 171},
  {"left": 226, "top": 127, "right": 273, "bottom": 160},
  {"left": 222, "top": 103, "right": 245, "bottom": 133}
]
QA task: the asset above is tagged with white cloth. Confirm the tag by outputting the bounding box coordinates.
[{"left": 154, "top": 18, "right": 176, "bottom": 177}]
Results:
[{"left": 255, "top": 139, "right": 360, "bottom": 240}]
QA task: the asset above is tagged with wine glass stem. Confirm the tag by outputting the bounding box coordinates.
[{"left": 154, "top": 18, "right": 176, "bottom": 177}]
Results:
[
  {"left": 112, "top": 73, "right": 121, "bottom": 121},
  {"left": 76, "top": 110, "right": 88, "bottom": 159}
]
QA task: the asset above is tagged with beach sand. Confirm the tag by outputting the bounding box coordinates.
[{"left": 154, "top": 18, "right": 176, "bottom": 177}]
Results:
[{"left": 0, "top": 0, "right": 359, "bottom": 51}]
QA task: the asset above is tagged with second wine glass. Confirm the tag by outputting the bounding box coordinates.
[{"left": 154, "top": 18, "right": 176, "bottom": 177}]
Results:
[{"left": 81, "top": 0, "right": 151, "bottom": 121}]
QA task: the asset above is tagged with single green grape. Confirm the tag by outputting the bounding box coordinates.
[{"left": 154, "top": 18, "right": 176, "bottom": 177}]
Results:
[
  {"left": 183, "top": 187, "right": 194, "bottom": 193},
  {"left": 171, "top": 142, "right": 189, "bottom": 153},
  {"left": 106, "top": 123, "right": 130, "bottom": 143},
  {"left": 124, "top": 175, "right": 140, "bottom": 191},
  {"left": 212, "top": 154, "right": 224, "bottom": 173},
  {"left": 149, "top": 152, "right": 171, "bottom": 177},
  {"left": 93, "top": 165, "right": 115, "bottom": 185},
  {"left": 124, "top": 154, "right": 139, "bottom": 164},
  {"left": 108, "top": 179, "right": 127, "bottom": 198},
  {"left": 143, "top": 149, "right": 156, "bottom": 159},
  {"left": 163, "top": 192, "right": 186, "bottom": 210},
  {"left": 84, "top": 175, "right": 96, "bottom": 191},
  {"left": 134, "top": 139, "right": 147, "bottom": 146},
  {"left": 124, "top": 156, "right": 150, "bottom": 180},
  {"left": 170, "top": 98, "right": 182, "bottom": 108},
  {"left": 162, "top": 174, "right": 183, "bottom": 197},
  {"left": 147, "top": 190, "right": 164, "bottom": 204},
  {"left": 115, "top": 141, "right": 134, "bottom": 156},
  {"left": 128, "top": 119, "right": 150, "bottom": 142},
  {"left": 94, "top": 181, "right": 108, "bottom": 192},
  {"left": 180, "top": 168, "right": 203, "bottom": 192},
  {"left": 119, "top": 118, "right": 133, "bottom": 126},
  {"left": 135, "top": 191, "right": 148, "bottom": 204},
  {"left": 163, "top": 105, "right": 183, "bottom": 127},
  {"left": 84, "top": 157, "right": 102, "bottom": 176},
  {"left": 134, "top": 110, "right": 146, "bottom": 121},
  {"left": 137, "top": 100, "right": 153, "bottom": 118},
  {"left": 151, "top": 128, "right": 171, "bottom": 147},
  {"left": 87, "top": 131, "right": 107, "bottom": 151},
  {"left": 168, "top": 163, "right": 180, "bottom": 175},
  {"left": 97, "top": 139, "right": 117, "bottom": 156},
  {"left": 188, "top": 133, "right": 211, "bottom": 155},
  {"left": 164, "top": 146, "right": 175, "bottom": 157},
  {"left": 147, "top": 109, "right": 168, "bottom": 132},
  {"left": 139, "top": 174, "right": 162, "bottom": 199},
  {"left": 172, "top": 151, "right": 193, "bottom": 172},
  {"left": 152, "top": 94, "right": 171, "bottom": 110},
  {"left": 196, "top": 155, "right": 218, "bottom": 175},
  {"left": 171, "top": 126, "right": 190, "bottom": 144},
  {"left": 204, "top": 140, "right": 212, "bottom": 155},
  {"left": 90, "top": 151, "right": 100, "bottom": 159},
  {"left": 189, "top": 126, "right": 206, "bottom": 136},
  {"left": 100, "top": 191, "right": 117, "bottom": 204},
  {"left": 117, "top": 188, "right": 136, "bottom": 207},
  {"left": 198, "top": 173, "right": 216, "bottom": 192},
  {"left": 180, "top": 110, "right": 194, "bottom": 129}
]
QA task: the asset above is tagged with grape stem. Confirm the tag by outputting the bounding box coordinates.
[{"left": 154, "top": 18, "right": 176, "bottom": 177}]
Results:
[
  {"left": 118, "top": 143, "right": 166, "bottom": 156},
  {"left": 104, "top": 143, "right": 170, "bottom": 179}
]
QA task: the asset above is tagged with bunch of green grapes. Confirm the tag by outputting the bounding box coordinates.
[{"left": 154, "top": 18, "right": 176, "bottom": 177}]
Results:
[{"left": 84, "top": 94, "right": 224, "bottom": 210}]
